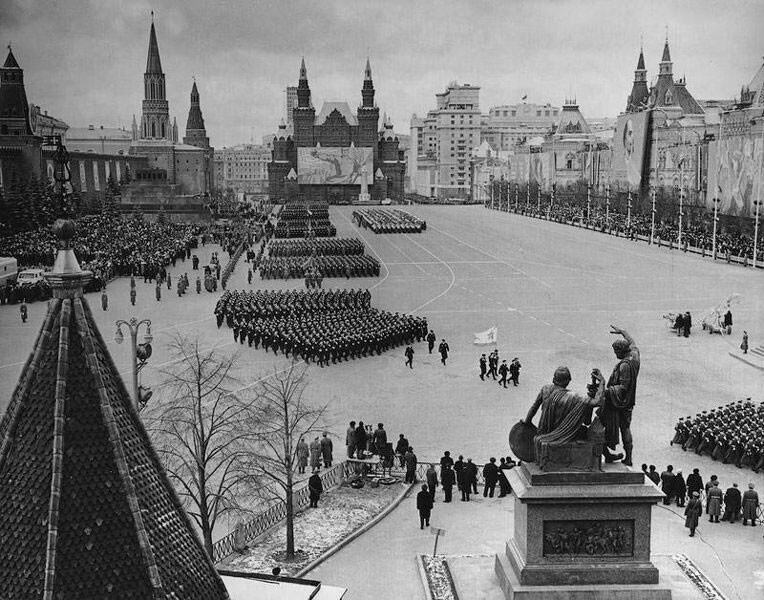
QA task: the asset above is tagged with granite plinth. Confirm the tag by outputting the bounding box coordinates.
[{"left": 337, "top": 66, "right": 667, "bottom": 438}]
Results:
[{"left": 495, "top": 462, "right": 670, "bottom": 598}]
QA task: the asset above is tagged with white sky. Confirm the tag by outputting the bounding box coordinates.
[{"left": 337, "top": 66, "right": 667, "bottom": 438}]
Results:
[{"left": 2, "top": 0, "right": 762, "bottom": 148}]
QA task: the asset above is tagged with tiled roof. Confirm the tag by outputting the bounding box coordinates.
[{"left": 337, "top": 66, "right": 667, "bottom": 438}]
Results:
[
  {"left": 0, "top": 229, "right": 229, "bottom": 599},
  {"left": 146, "top": 22, "right": 163, "bottom": 74},
  {"left": 651, "top": 77, "right": 704, "bottom": 115},
  {"left": 3, "top": 49, "right": 20, "bottom": 69}
]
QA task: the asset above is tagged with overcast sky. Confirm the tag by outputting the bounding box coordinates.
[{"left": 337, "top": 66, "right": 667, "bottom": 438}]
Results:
[{"left": 2, "top": 0, "right": 762, "bottom": 148}]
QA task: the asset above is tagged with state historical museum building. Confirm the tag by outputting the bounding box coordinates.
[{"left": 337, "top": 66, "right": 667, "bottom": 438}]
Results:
[{"left": 268, "top": 59, "right": 405, "bottom": 203}]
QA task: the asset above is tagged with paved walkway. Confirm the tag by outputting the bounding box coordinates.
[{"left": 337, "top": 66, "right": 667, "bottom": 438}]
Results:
[{"left": 308, "top": 479, "right": 764, "bottom": 600}]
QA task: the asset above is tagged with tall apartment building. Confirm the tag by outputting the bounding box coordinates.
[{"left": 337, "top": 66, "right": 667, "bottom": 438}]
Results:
[
  {"left": 285, "top": 86, "right": 298, "bottom": 125},
  {"left": 409, "top": 82, "right": 481, "bottom": 198},
  {"left": 480, "top": 102, "right": 560, "bottom": 151}
]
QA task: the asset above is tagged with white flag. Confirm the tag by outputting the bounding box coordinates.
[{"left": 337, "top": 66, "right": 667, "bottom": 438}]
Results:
[{"left": 473, "top": 326, "right": 498, "bottom": 345}]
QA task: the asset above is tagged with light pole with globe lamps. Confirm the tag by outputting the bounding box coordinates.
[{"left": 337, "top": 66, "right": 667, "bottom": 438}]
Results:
[{"left": 115, "top": 318, "right": 153, "bottom": 411}]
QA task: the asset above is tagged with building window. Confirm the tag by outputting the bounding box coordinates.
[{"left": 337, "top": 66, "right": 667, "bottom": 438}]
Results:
[{"left": 536, "top": 111, "right": 542, "bottom": 117}]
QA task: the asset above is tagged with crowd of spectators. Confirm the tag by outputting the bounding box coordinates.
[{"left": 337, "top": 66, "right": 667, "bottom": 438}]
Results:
[
  {"left": 0, "top": 214, "right": 202, "bottom": 280},
  {"left": 488, "top": 200, "right": 764, "bottom": 263}
]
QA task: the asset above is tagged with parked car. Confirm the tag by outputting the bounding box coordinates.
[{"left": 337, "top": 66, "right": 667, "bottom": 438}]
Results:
[{"left": 16, "top": 269, "right": 45, "bottom": 287}]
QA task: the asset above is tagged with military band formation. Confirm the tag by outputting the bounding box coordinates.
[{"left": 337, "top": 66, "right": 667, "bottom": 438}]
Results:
[
  {"left": 353, "top": 208, "right": 427, "bottom": 233},
  {"left": 273, "top": 203, "right": 337, "bottom": 238},
  {"left": 671, "top": 399, "right": 764, "bottom": 473}
]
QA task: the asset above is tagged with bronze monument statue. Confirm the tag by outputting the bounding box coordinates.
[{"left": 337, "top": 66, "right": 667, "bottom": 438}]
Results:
[{"left": 514, "top": 366, "right": 605, "bottom": 471}]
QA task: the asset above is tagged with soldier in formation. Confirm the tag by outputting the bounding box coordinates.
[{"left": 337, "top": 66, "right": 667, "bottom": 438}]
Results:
[
  {"left": 213, "top": 288, "right": 428, "bottom": 366},
  {"left": 258, "top": 255, "right": 380, "bottom": 279},
  {"left": 671, "top": 399, "right": 764, "bottom": 473}
]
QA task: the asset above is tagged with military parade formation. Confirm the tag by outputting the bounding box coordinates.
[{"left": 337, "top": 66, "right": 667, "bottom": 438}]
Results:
[
  {"left": 353, "top": 208, "right": 426, "bottom": 234},
  {"left": 671, "top": 399, "right": 764, "bottom": 473},
  {"left": 267, "top": 238, "right": 366, "bottom": 258},
  {"left": 273, "top": 203, "right": 337, "bottom": 238},
  {"left": 214, "top": 288, "right": 428, "bottom": 366},
  {"left": 258, "top": 255, "right": 380, "bottom": 280}
]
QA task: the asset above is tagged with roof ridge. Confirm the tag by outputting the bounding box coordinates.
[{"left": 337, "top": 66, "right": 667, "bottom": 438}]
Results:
[{"left": 42, "top": 299, "right": 72, "bottom": 597}]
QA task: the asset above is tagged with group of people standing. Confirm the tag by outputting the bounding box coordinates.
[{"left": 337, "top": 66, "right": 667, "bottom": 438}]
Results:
[
  {"left": 652, "top": 464, "right": 760, "bottom": 536},
  {"left": 479, "top": 350, "right": 521, "bottom": 388}
]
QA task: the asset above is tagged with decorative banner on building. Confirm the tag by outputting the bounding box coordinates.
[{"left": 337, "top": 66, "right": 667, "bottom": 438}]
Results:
[
  {"left": 104, "top": 161, "right": 111, "bottom": 184},
  {"left": 297, "top": 146, "right": 373, "bottom": 185},
  {"left": 509, "top": 153, "right": 530, "bottom": 184},
  {"left": 79, "top": 161, "right": 87, "bottom": 192},
  {"left": 707, "top": 131, "right": 763, "bottom": 218},
  {"left": 612, "top": 111, "right": 650, "bottom": 190},
  {"left": 529, "top": 151, "right": 552, "bottom": 191},
  {"left": 92, "top": 162, "right": 100, "bottom": 191},
  {"left": 116, "top": 161, "right": 122, "bottom": 182}
]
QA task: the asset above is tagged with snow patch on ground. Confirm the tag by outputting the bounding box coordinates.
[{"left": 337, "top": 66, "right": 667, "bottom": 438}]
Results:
[{"left": 225, "top": 481, "right": 406, "bottom": 576}]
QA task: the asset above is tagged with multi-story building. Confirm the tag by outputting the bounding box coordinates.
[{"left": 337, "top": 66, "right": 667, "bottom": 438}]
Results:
[
  {"left": 409, "top": 82, "right": 481, "bottom": 199},
  {"left": 67, "top": 125, "right": 133, "bottom": 155},
  {"left": 480, "top": 102, "right": 560, "bottom": 151},
  {"left": 268, "top": 58, "right": 405, "bottom": 203},
  {"left": 285, "top": 86, "right": 298, "bottom": 125},
  {"left": 29, "top": 104, "right": 69, "bottom": 140},
  {"left": 214, "top": 144, "right": 271, "bottom": 193}
]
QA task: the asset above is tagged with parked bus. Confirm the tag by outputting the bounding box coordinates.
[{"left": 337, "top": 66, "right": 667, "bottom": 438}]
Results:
[{"left": 0, "top": 257, "right": 18, "bottom": 286}]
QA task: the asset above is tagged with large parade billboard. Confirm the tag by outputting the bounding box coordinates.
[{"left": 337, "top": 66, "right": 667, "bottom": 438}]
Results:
[
  {"left": 707, "top": 132, "right": 764, "bottom": 218},
  {"left": 612, "top": 111, "right": 650, "bottom": 190},
  {"left": 297, "top": 146, "right": 373, "bottom": 185}
]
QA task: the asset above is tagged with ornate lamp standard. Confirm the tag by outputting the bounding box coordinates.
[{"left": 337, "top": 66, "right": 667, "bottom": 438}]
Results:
[
  {"left": 586, "top": 182, "right": 592, "bottom": 226},
  {"left": 712, "top": 195, "right": 721, "bottom": 260},
  {"left": 115, "top": 318, "right": 153, "bottom": 411}
]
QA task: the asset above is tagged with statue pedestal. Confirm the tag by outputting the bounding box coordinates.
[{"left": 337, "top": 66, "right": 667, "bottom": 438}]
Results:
[
  {"left": 358, "top": 193, "right": 371, "bottom": 203},
  {"left": 495, "top": 462, "right": 671, "bottom": 599}
]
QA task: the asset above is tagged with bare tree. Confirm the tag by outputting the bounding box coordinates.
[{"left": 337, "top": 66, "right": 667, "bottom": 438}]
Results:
[
  {"left": 146, "top": 333, "right": 260, "bottom": 557},
  {"left": 249, "top": 361, "right": 329, "bottom": 560}
]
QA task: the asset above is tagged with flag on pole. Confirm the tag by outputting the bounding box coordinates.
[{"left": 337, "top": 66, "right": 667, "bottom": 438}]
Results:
[
  {"left": 473, "top": 326, "right": 498, "bottom": 345},
  {"left": 521, "top": 94, "right": 528, "bottom": 101}
]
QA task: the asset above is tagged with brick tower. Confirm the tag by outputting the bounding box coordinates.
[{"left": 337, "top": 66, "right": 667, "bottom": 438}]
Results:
[{"left": 141, "top": 13, "right": 171, "bottom": 140}]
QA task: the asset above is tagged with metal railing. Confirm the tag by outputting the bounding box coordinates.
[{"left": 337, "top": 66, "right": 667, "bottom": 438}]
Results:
[{"left": 211, "top": 461, "right": 348, "bottom": 563}]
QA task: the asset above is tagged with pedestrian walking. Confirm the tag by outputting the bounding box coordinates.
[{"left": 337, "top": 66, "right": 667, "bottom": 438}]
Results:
[
  {"left": 498, "top": 360, "right": 509, "bottom": 388},
  {"left": 19, "top": 301, "right": 28, "bottom": 323},
  {"left": 320, "top": 432, "right": 333, "bottom": 468},
  {"left": 426, "top": 465, "right": 438, "bottom": 502},
  {"left": 417, "top": 484, "right": 433, "bottom": 529},
  {"left": 155, "top": 282, "right": 161, "bottom": 301},
  {"left": 438, "top": 339, "right": 450, "bottom": 366},
  {"left": 196, "top": 277, "right": 201, "bottom": 294},
  {"left": 509, "top": 358, "right": 521, "bottom": 386},
  {"left": 466, "top": 458, "right": 478, "bottom": 494},
  {"left": 130, "top": 287, "right": 136, "bottom": 306},
  {"left": 308, "top": 469, "right": 323, "bottom": 508},
  {"left": 687, "top": 468, "right": 703, "bottom": 498},
  {"left": 395, "top": 433, "right": 409, "bottom": 467},
  {"left": 685, "top": 492, "right": 702, "bottom": 536},
  {"left": 248, "top": 268, "right": 253, "bottom": 284},
  {"left": 296, "top": 438, "right": 309, "bottom": 474},
  {"left": 441, "top": 463, "right": 455, "bottom": 503},
  {"left": 405, "top": 345, "right": 414, "bottom": 369},
  {"left": 488, "top": 350, "right": 498, "bottom": 380},
  {"left": 741, "top": 331, "right": 749, "bottom": 354},
  {"left": 672, "top": 471, "right": 687, "bottom": 507},
  {"left": 722, "top": 483, "right": 742, "bottom": 522},
  {"left": 167, "top": 273, "right": 172, "bottom": 290},
  {"left": 479, "top": 354, "right": 487, "bottom": 380},
  {"left": 101, "top": 289, "right": 108, "bottom": 311},
  {"left": 427, "top": 330, "right": 436, "bottom": 354},
  {"left": 660, "top": 465, "right": 674, "bottom": 505},
  {"left": 458, "top": 461, "right": 471, "bottom": 502}
]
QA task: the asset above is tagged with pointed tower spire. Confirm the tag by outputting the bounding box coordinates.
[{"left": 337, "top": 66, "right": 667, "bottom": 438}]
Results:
[
  {"left": 0, "top": 44, "right": 33, "bottom": 135},
  {"left": 141, "top": 14, "right": 169, "bottom": 139},
  {"left": 0, "top": 221, "right": 230, "bottom": 599},
  {"left": 361, "top": 57, "right": 375, "bottom": 108},
  {"left": 659, "top": 34, "right": 673, "bottom": 78},
  {"left": 626, "top": 43, "right": 650, "bottom": 113},
  {"left": 184, "top": 80, "right": 209, "bottom": 149},
  {"left": 297, "top": 56, "right": 311, "bottom": 108}
]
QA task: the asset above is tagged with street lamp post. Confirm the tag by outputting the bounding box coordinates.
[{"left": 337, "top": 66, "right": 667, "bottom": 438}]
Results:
[
  {"left": 115, "top": 318, "right": 153, "bottom": 411},
  {"left": 754, "top": 199, "right": 762, "bottom": 269},
  {"left": 515, "top": 183, "right": 519, "bottom": 212},
  {"left": 678, "top": 160, "right": 684, "bottom": 248},
  {"left": 586, "top": 182, "right": 591, "bottom": 225},
  {"left": 537, "top": 182, "right": 541, "bottom": 214},
  {"left": 526, "top": 181, "right": 530, "bottom": 210},
  {"left": 627, "top": 189, "right": 632, "bottom": 229},
  {"left": 650, "top": 186, "right": 657, "bottom": 245}
]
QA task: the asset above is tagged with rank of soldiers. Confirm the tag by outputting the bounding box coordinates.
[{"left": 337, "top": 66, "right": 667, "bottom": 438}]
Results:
[
  {"left": 268, "top": 238, "right": 365, "bottom": 258},
  {"left": 353, "top": 208, "right": 427, "bottom": 234},
  {"left": 214, "top": 289, "right": 429, "bottom": 365},
  {"left": 671, "top": 399, "right": 764, "bottom": 473},
  {"left": 275, "top": 203, "right": 336, "bottom": 239},
  {"left": 258, "top": 255, "right": 380, "bottom": 279}
]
